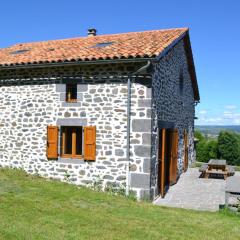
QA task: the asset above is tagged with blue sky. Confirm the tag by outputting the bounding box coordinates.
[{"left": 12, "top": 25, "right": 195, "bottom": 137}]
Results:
[{"left": 0, "top": 0, "right": 239, "bottom": 125}]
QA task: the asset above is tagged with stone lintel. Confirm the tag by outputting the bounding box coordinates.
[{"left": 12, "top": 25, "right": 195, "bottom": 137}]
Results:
[{"left": 57, "top": 118, "right": 87, "bottom": 126}]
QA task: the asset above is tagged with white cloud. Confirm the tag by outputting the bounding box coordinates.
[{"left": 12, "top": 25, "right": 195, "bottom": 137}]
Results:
[
  {"left": 196, "top": 116, "right": 224, "bottom": 125},
  {"left": 225, "top": 105, "right": 237, "bottom": 110},
  {"left": 196, "top": 110, "right": 240, "bottom": 125},
  {"left": 233, "top": 118, "right": 240, "bottom": 124},
  {"left": 199, "top": 110, "right": 207, "bottom": 115},
  {"left": 223, "top": 111, "right": 240, "bottom": 122}
]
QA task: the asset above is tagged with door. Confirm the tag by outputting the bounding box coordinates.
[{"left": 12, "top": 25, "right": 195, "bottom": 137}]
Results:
[
  {"left": 159, "top": 129, "right": 166, "bottom": 197},
  {"left": 158, "top": 128, "right": 178, "bottom": 197},
  {"left": 169, "top": 129, "right": 178, "bottom": 185},
  {"left": 184, "top": 130, "right": 188, "bottom": 172},
  {"left": 158, "top": 128, "right": 171, "bottom": 198}
]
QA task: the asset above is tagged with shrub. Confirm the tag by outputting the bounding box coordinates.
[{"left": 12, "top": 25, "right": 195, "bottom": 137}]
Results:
[
  {"left": 217, "top": 131, "right": 240, "bottom": 165},
  {"left": 196, "top": 139, "right": 218, "bottom": 162},
  {"left": 195, "top": 130, "right": 240, "bottom": 166}
]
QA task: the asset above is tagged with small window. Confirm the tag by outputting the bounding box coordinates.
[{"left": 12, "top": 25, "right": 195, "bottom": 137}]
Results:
[
  {"left": 66, "top": 84, "right": 77, "bottom": 102},
  {"left": 90, "top": 41, "right": 115, "bottom": 48},
  {"left": 179, "top": 69, "right": 184, "bottom": 96},
  {"left": 61, "top": 126, "right": 83, "bottom": 158}
]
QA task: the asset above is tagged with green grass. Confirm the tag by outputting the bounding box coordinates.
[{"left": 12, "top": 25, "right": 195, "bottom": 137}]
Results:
[{"left": 0, "top": 168, "right": 239, "bottom": 240}]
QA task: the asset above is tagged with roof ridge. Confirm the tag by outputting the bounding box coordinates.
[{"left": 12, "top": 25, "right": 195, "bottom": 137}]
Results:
[
  {"left": 88, "top": 27, "right": 189, "bottom": 38},
  {"left": 3, "top": 27, "right": 189, "bottom": 49}
]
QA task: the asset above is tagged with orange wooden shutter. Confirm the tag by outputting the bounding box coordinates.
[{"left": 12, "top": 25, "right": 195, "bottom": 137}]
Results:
[
  {"left": 184, "top": 130, "right": 188, "bottom": 172},
  {"left": 47, "top": 126, "right": 58, "bottom": 159},
  {"left": 170, "top": 129, "right": 178, "bottom": 185},
  {"left": 84, "top": 126, "right": 96, "bottom": 161}
]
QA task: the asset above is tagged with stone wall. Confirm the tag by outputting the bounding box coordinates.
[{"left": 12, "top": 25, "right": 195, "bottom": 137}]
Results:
[
  {"left": 0, "top": 44, "right": 197, "bottom": 200},
  {"left": 150, "top": 39, "right": 196, "bottom": 198},
  {"left": 0, "top": 62, "right": 152, "bottom": 199}
]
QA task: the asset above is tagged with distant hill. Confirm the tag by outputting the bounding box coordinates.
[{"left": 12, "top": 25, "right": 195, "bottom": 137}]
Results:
[{"left": 195, "top": 125, "right": 240, "bottom": 137}]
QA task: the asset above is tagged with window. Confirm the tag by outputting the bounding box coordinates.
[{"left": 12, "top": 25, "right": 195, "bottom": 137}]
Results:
[
  {"left": 66, "top": 84, "right": 77, "bottom": 102},
  {"left": 47, "top": 125, "right": 96, "bottom": 161},
  {"left": 61, "top": 126, "right": 83, "bottom": 158},
  {"left": 179, "top": 69, "right": 184, "bottom": 96},
  {"left": 91, "top": 41, "right": 115, "bottom": 48}
]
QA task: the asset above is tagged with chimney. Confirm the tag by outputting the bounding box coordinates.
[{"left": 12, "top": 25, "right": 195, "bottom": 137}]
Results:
[{"left": 87, "top": 28, "right": 97, "bottom": 37}]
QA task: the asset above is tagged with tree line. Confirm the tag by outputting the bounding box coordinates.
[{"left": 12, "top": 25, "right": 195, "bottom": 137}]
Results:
[{"left": 195, "top": 130, "right": 240, "bottom": 166}]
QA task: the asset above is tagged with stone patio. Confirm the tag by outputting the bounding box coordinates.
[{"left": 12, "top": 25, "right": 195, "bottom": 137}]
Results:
[{"left": 154, "top": 168, "right": 240, "bottom": 211}]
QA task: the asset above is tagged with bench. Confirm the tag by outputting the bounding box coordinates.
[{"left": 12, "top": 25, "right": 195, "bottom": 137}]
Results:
[
  {"left": 199, "top": 164, "right": 208, "bottom": 173},
  {"left": 205, "top": 168, "right": 228, "bottom": 180},
  {"left": 227, "top": 165, "right": 235, "bottom": 176}
]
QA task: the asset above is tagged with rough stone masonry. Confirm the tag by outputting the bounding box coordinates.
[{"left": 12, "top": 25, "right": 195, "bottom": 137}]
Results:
[{"left": 0, "top": 39, "right": 196, "bottom": 200}]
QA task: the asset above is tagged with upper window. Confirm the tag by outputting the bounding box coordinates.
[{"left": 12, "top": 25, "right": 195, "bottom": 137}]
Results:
[
  {"left": 61, "top": 126, "right": 83, "bottom": 158},
  {"left": 179, "top": 69, "right": 184, "bottom": 96},
  {"left": 66, "top": 84, "right": 77, "bottom": 102}
]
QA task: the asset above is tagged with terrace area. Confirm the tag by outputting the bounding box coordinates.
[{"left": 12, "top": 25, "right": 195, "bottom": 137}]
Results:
[{"left": 154, "top": 168, "right": 240, "bottom": 211}]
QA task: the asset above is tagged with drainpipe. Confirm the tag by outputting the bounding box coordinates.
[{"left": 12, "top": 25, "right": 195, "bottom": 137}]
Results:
[
  {"left": 125, "top": 61, "right": 152, "bottom": 196},
  {"left": 126, "top": 75, "right": 131, "bottom": 196}
]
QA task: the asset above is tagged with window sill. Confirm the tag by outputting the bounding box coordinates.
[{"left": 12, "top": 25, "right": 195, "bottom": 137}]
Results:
[
  {"left": 61, "top": 154, "right": 83, "bottom": 159},
  {"left": 58, "top": 157, "right": 85, "bottom": 164},
  {"left": 62, "top": 102, "right": 81, "bottom": 107}
]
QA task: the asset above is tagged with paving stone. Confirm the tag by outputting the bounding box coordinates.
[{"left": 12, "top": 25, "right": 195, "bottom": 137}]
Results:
[{"left": 154, "top": 168, "right": 240, "bottom": 211}]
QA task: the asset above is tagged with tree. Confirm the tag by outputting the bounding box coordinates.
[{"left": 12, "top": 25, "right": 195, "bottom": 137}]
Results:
[
  {"left": 196, "top": 140, "right": 207, "bottom": 162},
  {"left": 196, "top": 139, "right": 218, "bottom": 162},
  {"left": 217, "top": 131, "right": 240, "bottom": 165},
  {"left": 194, "top": 130, "right": 204, "bottom": 142},
  {"left": 195, "top": 130, "right": 218, "bottom": 162},
  {"left": 205, "top": 140, "right": 218, "bottom": 160}
]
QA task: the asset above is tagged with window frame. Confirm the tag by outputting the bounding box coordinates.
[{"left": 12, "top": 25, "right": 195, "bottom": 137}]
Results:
[
  {"left": 61, "top": 126, "right": 83, "bottom": 159},
  {"left": 66, "top": 83, "right": 77, "bottom": 103}
]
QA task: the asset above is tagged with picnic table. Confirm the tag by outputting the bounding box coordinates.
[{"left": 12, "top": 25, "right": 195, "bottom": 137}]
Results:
[
  {"left": 199, "top": 159, "right": 235, "bottom": 179},
  {"left": 225, "top": 176, "right": 240, "bottom": 208}
]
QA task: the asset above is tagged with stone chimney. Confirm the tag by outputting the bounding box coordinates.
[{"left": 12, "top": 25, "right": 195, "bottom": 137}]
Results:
[{"left": 87, "top": 28, "right": 97, "bottom": 37}]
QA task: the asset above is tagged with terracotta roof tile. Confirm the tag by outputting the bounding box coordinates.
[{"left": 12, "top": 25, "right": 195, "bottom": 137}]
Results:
[{"left": 0, "top": 28, "right": 188, "bottom": 66}]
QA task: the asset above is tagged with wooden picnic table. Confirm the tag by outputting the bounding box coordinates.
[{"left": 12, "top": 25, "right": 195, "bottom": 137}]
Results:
[
  {"left": 208, "top": 159, "right": 226, "bottom": 171},
  {"left": 200, "top": 159, "right": 230, "bottom": 179}
]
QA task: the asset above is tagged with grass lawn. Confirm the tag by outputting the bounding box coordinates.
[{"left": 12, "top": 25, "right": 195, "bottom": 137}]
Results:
[{"left": 0, "top": 168, "right": 239, "bottom": 240}]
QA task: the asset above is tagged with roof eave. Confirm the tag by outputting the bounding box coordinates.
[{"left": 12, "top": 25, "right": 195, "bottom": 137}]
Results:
[
  {"left": 183, "top": 32, "right": 200, "bottom": 102},
  {"left": 0, "top": 58, "right": 154, "bottom": 71}
]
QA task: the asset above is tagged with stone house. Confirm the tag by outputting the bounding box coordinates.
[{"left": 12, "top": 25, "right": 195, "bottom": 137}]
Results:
[{"left": 0, "top": 28, "right": 199, "bottom": 200}]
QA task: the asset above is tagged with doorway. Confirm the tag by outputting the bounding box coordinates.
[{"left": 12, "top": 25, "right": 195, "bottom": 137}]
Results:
[{"left": 158, "top": 128, "right": 178, "bottom": 198}]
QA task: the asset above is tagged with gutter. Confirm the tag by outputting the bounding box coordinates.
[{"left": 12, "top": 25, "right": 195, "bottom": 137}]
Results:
[
  {"left": 0, "top": 58, "right": 155, "bottom": 71},
  {"left": 125, "top": 61, "right": 152, "bottom": 196}
]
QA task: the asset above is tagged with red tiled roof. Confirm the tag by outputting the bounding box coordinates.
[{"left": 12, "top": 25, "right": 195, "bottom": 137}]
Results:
[
  {"left": 0, "top": 28, "right": 188, "bottom": 66},
  {"left": 0, "top": 28, "right": 199, "bottom": 101}
]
